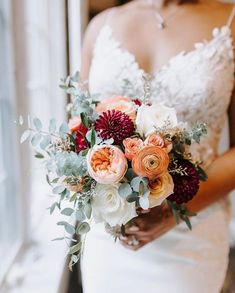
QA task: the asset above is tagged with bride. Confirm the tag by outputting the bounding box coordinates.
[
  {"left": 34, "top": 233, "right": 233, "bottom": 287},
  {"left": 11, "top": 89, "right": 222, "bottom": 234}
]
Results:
[{"left": 80, "top": 0, "right": 235, "bottom": 292}]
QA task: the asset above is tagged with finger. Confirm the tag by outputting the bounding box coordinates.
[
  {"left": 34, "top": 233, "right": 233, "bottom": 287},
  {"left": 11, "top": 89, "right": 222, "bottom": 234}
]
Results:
[
  {"left": 125, "top": 230, "right": 150, "bottom": 237},
  {"left": 125, "top": 225, "right": 140, "bottom": 233},
  {"left": 137, "top": 208, "right": 150, "bottom": 215},
  {"left": 120, "top": 240, "right": 145, "bottom": 251}
]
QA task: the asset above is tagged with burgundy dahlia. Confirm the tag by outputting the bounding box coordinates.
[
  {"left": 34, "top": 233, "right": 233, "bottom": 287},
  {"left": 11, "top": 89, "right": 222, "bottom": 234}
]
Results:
[
  {"left": 168, "top": 159, "right": 199, "bottom": 204},
  {"left": 74, "top": 124, "right": 88, "bottom": 153},
  {"left": 95, "top": 110, "right": 134, "bottom": 145}
]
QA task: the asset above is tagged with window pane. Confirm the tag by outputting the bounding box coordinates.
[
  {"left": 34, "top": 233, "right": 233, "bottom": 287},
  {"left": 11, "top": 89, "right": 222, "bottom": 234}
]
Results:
[{"left": 0, "top": 0, "right": 21, "bottom": 281}]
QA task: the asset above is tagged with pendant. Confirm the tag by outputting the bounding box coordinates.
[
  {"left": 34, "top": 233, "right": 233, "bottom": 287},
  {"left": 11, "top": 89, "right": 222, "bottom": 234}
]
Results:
[
  {"left": 158, "top": 22, "right": 166, "bottom": 29},
  {"left": 158, "top": 21, "right": 166, "bottom": 29}
]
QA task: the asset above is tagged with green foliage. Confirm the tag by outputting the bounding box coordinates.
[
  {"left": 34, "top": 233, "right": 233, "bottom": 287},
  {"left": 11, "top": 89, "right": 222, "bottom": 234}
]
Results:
[
  {"left": 31, "top": 133, "right": 42, "bottom": 146},
  {"left": 80, "top": 112, "right": 89, "bottom": 128},
  {"left": 20, "top": 130, "right": 31, "bottom": 143},
  {"left": 49, "top": 118, "right": 56, "bottom": 133},
  {"left": 118, "top": 183, "right": 132, "bottom": 199},
  {"left": 33, "top": 117, "right": 42, "bottom": 131},
  {"left": 52, "top": 185, "right": 66, "bottom": 194},
  {"left": 34, "top": 152, "right": 44, "bottom": 159},
  {"left": 76, "top": 222, "right": 90, "bottom": 235},
  {"left": 167, "top": 200, "right": 197, "bottom": 230},
  {"left": 61, "top": 208, "right": 74, "bottom": 216}
]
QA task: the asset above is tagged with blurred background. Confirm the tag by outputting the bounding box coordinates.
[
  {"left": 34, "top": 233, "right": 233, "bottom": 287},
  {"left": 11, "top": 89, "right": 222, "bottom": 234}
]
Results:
[{"left": 0, "top": 0, "right": 234, "bottom": 292}]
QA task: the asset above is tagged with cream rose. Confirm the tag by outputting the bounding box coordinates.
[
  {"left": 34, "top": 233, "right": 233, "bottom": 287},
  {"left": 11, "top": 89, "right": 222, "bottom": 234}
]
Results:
[
  {"left": 148, "top": 172, "right": 174, "bottom": 208},
  {"left": 87, "top": 145, "right": 127, "bottom": 184},
  {"left": 92, "top": 183, "right": 137, "bottom": 226},
  {"left": 136, "top": 104, "right": 178, "bottom": 137}
]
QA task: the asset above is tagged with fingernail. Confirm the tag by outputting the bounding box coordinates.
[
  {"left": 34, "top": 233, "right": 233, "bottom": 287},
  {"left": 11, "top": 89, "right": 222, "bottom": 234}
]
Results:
[
  {"left": 128, "top": 226, "right": 140, "bottom": 232},
  {"left": 120, "top": 236, "right": 128, "bottom": 241},
  {"left": 140, "top": 209, "right": 150, "bottom": 214}
]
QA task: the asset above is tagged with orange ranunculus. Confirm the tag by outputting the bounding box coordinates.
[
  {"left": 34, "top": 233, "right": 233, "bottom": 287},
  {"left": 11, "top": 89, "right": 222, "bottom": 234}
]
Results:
[
  {"left": 87, "top": 145, "right": 127, "bottom": 184},
  {"left": 123, "top": 137, "right": 144, "bottom": 160},
  {"left": 144, "top": 133, "right": 165, "bottom": 148},
  {"left": 96, "top": 95, "right": 137, "bottom": 121},
  {"left": 132, "top": 146, "right": 169, "bottom": 180},
  {"left": 148, "top": 172, "right": 174, "bottom": 208},
  {"left": 68, "top": 116, "right": 81, "bottom": 132}
]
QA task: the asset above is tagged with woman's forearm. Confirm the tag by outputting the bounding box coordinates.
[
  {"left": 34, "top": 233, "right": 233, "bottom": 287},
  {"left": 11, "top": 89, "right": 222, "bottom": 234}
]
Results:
[{"left": 187, "top": 147, "right": 235, "bottom": 213}]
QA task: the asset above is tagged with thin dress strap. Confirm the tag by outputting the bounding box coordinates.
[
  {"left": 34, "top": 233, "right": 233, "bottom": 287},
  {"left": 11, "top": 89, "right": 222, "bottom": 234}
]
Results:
[{"left": 226, "top": 5, "right": 235, "bottom": 28}]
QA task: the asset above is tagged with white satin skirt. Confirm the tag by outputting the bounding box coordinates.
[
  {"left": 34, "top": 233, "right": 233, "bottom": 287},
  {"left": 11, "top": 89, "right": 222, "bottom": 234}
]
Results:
[{"left": 81, "top": 201, "right": 231, "bottom": 293}]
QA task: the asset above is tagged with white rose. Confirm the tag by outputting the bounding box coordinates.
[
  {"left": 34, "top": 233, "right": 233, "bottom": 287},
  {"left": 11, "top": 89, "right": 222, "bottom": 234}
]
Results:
[
  {"left": 136, "top": 104, "right": 178, "bottom": 137},
  {"left": 92, "top": 183, "right": 137, "bottom": 227}
]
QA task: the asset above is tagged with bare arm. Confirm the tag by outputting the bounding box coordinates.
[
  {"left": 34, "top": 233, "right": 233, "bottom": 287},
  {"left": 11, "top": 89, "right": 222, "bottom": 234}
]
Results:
[{"left": 80, "top": 9, "right": 111, "bottom": 82}]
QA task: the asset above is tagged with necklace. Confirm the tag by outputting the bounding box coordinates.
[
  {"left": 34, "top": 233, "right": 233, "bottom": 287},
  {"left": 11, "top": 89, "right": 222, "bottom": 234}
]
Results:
[{"left": 145, "top": 0, "right": 180, "bottom": 29}]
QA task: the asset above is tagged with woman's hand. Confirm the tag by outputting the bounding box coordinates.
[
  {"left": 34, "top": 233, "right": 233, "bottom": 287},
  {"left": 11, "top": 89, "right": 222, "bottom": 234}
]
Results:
[{"left": 120, "top": 202, "right": 176, "bottom": 251}]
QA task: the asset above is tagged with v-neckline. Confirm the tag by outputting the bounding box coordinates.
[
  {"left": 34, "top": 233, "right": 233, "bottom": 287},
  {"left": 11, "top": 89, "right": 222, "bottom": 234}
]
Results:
[{"left": 100, "top": 24, "right": 233, "bottom": 77}]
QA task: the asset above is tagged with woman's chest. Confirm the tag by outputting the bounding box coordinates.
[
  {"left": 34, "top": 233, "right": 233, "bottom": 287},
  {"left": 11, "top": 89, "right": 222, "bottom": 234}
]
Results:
[{"left": 89, "top": 25, "right": 234, "bottom": 124}]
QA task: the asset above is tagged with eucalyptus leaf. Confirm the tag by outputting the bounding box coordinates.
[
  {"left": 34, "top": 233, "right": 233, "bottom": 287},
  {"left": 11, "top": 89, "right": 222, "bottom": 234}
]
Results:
[
  {"left": 35, "top": 152, "right": 44, "bottom": 159},
  {"left": 49, "top": 202, "right": 58, "bottom": 214},
  {"left": 125, "top": 168, "right": 136, "bottom": 181},
  {"left": 139, "top": 181, "right": 145, "bottom": 196},
  {"left": 76, "top": 222, "right": 90, "bottom": 235},
  {"left": 139, "top": 196, "right": 149, "bottom": 210},
  {"left": 118, "top": 183, "right": 132, "bottom": 199},
  {"left": 70, "top": 193, "right": 78, "bottom": 202},
  {"left": 65, "top": 223, "right": 75, "bottom": 235},
  {"left": 69, "top": 242, "right": 82, "bottom": 255},
  {"left": 75, "top": 210, "right": 85, "bottom": 221},
  {"left": 130, "top": 177, "right": 142, "bottom": 192},
  {"left": 49, "top": 118, "right": 56, "bottom": 133},
  {"left": 46, "top": 174, "right": 52, "bottom": 186},
  {"left": 84, "top": 204, "right": 92, "bottom": 219},
  {"left": 51, "top": 237, "right": 65, "bottom": 241},
  {"left": 20, "top": 130, "right": 31, "bottom": 143},
  {"left": 61, "top": 207, "right": 74, "bottom": 216},
  {"left": 52, "top": 185, "right": 66, "bottom": 194},
  {"left": 126, "top": 193, "right": 138, "bottom": 203},
  {"left": 57, "top": 221, "right": 69, "bottom": 226},
  {"left": 31, "top": 133, "right": 42, "bottom": 146},
  {"left": 40, "top": 135, "right": 51, "bottom": 149},
  {"left": 59, "top": 122, "right": 69, "bottom": 135},
  {"left": 33, "top": 117, "right": 42, "bottom": 131}
]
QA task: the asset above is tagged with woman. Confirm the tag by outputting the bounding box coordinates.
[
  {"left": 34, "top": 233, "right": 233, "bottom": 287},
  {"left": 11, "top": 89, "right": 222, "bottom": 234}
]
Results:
[{"left": 80, "top": 0, "right": 235, "bottom": 292}]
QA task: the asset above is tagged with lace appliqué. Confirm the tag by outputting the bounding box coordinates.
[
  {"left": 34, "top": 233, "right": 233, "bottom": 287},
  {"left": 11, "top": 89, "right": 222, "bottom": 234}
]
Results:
[{"left": 89, "top": 25, "right": 235, "bottom": 167}]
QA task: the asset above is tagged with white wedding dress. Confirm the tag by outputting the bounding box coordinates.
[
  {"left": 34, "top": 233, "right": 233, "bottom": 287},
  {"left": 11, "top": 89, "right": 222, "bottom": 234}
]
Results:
[{"left": 81, "top": 8, "right": 235, "bottom": 293}]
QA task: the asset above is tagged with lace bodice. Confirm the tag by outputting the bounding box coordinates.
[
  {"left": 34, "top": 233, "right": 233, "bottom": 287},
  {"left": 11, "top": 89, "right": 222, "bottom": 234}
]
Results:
[{"left": 89, "top": 24, "right": 234, "bottom": 166}]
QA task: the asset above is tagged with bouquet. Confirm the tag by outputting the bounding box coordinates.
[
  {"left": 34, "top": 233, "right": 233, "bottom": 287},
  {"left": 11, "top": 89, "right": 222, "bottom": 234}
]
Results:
[{"left": 19, "top": 72, "right": 207, "bottom": 269}]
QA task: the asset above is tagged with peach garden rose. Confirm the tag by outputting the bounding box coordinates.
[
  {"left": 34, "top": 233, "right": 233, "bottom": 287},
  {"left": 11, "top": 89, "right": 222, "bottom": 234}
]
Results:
[
  {"left": 96, "top": 95, "right": 137, "bottom": 121},
  {"left": 144, "top": 133, "right": 165, "bottom": 148},
  {"left": 87, "top": 145, "right": 127, "bottom": 184},
  {"left": 132, "top": 146, "right": 169, "bottom": 180},
  {"left": 123, "top": 137, "right": 144, "bottom": 160},
  {"left": 148, "top": 172, "right": 174, "bottom": 208}
]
